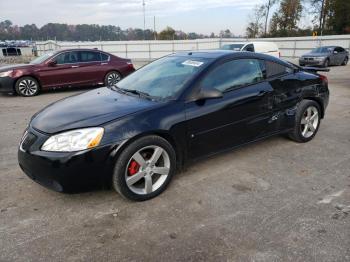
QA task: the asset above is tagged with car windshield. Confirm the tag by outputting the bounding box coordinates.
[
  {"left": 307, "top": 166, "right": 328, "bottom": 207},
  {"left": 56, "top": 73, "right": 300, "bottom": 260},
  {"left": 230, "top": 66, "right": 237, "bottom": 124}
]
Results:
[
  {"left": 311, "top": 47, "right": 332, "bottom": 53},
  {"left": 221, "top": 44, "right": 244, "bottom": 51},
  {"left": 115, "top": 56, "right": 211, "bottom": 99},
  {"left": 30, "top": 52, "right": 55, "bottom": 64}
]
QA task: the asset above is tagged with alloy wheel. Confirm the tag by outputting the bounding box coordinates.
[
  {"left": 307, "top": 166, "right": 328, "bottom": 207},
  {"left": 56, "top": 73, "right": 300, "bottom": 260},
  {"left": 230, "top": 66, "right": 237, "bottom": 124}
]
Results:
[
  {"left": 107, "top": 72, "right": 121, "bottom": 86},
  {"left": 300, "top": 106, "right": 319, "bottom": 138},
  {"left": 324, "top": 59, "right": 329, "bottom": 67},
  {"left": 18, "top": 79, "right": 38, "bottom": 96},
  {"left": 125, "top": 145, "right": 170, "bottom": 195},
  {"left": 343, "top": 57, "right": 348, "bottom": 65}
]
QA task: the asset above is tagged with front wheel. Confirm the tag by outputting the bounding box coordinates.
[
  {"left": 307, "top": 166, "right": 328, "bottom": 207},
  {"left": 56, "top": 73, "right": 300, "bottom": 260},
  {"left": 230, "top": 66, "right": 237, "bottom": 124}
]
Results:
[
  {"left": 104, "top": 71, "right": 122, "bottom": 87},
  {"left": 15, "top": 77, "right": 40, "bottom": 97},
  {"left": 323, "top": 59, "right": 329, "bottom": 68},
  {"left": 112, "top": 135, "right": 176, "bottom": 201},
  {"left": 288, "top": 100, "right": 321, "bottom": 143}
]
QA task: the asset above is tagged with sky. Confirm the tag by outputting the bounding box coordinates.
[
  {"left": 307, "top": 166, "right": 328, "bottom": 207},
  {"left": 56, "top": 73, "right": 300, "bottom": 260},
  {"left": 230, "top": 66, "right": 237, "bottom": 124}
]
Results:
[{"left": 0, "top": 0, "right": 267, "bottom": 35}]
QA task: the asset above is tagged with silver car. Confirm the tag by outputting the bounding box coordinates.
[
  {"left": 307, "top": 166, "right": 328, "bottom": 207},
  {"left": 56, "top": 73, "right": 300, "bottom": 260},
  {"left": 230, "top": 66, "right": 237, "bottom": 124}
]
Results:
[{"left": 299, "top": 46, "right": 349, "bottom": 67}]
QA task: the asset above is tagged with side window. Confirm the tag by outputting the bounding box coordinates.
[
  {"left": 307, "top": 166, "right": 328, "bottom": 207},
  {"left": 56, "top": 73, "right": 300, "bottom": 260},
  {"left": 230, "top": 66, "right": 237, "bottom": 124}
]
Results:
[
  {"left": 80, "top": 51, "right": 101, "bottom": 62},
  {"left": 100, "top": 52, "right": 109, "bottom": 61},
  {"left": 200, "top": 59, "right": 264, "bottom": 92},
  {"left": 266, "top": 61, "right": 291, "bottom": 78},
  {"left": 243, "top": 44, "right": 255, "bottom": 52},
  {"left": 335, "top": 47, "right": 344, "bottom": 53},
  {"left": 55, "top": 52, "right": 79, "bottom": 64}
]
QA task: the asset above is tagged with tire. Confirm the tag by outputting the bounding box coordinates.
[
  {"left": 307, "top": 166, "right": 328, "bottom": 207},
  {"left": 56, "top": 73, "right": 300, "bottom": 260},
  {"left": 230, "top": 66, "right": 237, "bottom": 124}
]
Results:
[
  {"left": 15, "top": 76, "right": 40, "bottom": 97},
  {"left": 323, "top": 58, "right": 329, "bottom": 68},
  {"left": 288, "top": 99, "right": 321, "bottom": 143},
  {"left": 104, "top": 71, "right": 122, "bottom": 87},
  {"left": 112, "top": 135, "right": 176, "bottom": 201},
  {"left": 342, "top": 57, "right": 348, "bottom": 66}
]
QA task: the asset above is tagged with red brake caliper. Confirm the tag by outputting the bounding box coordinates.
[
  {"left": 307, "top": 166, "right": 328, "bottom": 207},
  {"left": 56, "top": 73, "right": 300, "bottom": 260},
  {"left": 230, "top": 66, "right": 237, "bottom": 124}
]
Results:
[{"left": 128, "top": 160, "right": 140, "bottom": 176}]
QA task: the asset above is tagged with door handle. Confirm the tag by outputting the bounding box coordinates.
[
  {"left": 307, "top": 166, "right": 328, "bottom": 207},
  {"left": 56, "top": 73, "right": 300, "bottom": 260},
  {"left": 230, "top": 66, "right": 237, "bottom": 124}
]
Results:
[
  {"left": 71, "top": 65, "right": 79, "bottom": 68},
  {"left": 101, "top": 63, "right": 108, "bottom": 65}
]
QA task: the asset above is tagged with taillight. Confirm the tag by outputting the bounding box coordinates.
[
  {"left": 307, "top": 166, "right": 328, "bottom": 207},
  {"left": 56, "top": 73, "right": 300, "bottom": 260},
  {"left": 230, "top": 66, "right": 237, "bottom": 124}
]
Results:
[
  {"left": 319, "top": 74, "right": 328, "bottom": 84},
  {"left": 127, "top": 61, "right": 134, "bottom": 70}
]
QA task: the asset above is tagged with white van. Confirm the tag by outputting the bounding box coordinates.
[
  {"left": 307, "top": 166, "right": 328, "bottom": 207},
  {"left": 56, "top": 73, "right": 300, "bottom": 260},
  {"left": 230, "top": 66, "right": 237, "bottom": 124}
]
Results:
[{"left": 221, "top": 42, "right": 280, "bottom": 58}]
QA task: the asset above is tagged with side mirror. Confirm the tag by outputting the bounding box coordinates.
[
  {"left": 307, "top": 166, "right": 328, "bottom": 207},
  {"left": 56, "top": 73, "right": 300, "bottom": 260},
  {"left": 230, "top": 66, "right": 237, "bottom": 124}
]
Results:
[
  {"left": 47, "top": 60, "right": 57, "bottom": 67},
  {"left": 195, "top": 87, "right": 223, "bottom": 101}
]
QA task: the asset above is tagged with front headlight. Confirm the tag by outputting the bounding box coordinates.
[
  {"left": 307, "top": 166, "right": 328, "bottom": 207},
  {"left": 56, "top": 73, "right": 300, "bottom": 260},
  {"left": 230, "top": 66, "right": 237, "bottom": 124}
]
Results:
[
  {"left": 41, "top": 127, "right": 104, "bottom": 152},
  {"left": 315, "top": 57, "right": 326, "bottom": 61},
  {"left": 0, "top": 70, "right": 13, "bottom": 77}
]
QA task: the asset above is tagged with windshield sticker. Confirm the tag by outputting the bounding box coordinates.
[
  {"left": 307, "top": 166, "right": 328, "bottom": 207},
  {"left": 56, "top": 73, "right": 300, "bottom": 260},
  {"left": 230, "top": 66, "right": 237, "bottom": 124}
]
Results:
[{"left": 182, "top": 60, "right": 204, "bottom": 67}]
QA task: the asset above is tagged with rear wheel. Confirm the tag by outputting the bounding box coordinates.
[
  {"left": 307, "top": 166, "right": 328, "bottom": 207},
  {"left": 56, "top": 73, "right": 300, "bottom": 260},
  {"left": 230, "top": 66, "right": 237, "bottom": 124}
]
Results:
[
  {"left": 15, "top": 77, "right": 40, "bottom": 97},
  {"left": 288, "top": 100, "right": 321, "bottom": 143},
  {"left": 342, "top": 57, "right": 348, "bottom": 66},
  {"left": 104, "top": 71, "right": 122, "bottom": 87},
  {"left": 112, "top": 135, "right": 176, "bottom": 201}
]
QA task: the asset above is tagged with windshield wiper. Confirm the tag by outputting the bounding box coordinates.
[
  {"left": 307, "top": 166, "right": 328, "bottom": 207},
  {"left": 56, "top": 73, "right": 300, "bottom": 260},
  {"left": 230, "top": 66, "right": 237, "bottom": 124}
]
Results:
[
  {"left": 121, "top": 88, "right": 161, "bottom": 100},
  {"left": 121, "top": 88, "right": 150, "bottom": 97},
  {"left": 109, "top": 86, "right": 160, "bottom": 100}
]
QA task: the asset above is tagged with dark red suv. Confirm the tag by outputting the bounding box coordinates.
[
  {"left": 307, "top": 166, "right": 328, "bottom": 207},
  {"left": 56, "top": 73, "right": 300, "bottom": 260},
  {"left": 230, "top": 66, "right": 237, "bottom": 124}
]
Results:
[{"left": 0, "top": 49, "right": 135, "bottom": 96}]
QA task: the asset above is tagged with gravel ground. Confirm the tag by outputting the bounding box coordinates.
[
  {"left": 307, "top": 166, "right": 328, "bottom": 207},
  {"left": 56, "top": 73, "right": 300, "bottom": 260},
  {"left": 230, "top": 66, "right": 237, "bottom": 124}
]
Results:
[{"left": 0, "top": 62, "right": 349, "bottom": 262}]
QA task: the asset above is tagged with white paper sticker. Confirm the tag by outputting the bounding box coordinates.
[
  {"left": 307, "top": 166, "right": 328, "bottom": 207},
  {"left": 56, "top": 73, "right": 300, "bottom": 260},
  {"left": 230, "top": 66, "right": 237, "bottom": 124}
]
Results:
[{"left": 182, "top": 60, "right": 204, "bottom": 67}]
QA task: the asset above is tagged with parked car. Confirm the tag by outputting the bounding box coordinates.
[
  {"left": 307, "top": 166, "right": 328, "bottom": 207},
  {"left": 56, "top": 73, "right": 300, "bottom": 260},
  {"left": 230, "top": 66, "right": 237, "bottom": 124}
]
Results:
[
  {"left": 18, "top": 51, "right": 329, "bottom": 201},
  {"left": 0, "top": 49, "right": 135, "bottom": 96},
  {"left": 299, "top": 46, "right": 349, "bottom": 67},
  {"left": 221, "top": 42, "right": 280, "bottom": 58}
]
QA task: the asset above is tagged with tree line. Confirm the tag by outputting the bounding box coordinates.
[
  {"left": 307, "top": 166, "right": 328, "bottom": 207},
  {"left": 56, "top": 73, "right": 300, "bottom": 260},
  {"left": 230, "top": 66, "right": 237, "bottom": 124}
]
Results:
[
  {"left": 0, "top": 20, "right": 238, "bottom": 41},
  {"left": 246, "top": 0, "right": 350, "bottom": 38}
]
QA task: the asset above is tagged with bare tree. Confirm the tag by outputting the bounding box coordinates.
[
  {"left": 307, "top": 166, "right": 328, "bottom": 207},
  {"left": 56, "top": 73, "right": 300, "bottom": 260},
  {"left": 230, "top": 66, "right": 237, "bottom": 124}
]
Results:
[
  {"left": 246, "top": 5, "right": 264, "bottom": 38},
  {"left": 309, "top": 0, "right": 331, "bottom": 35},
  {"left": 261, "top": 0, "right": 279, "bottom": 36}
]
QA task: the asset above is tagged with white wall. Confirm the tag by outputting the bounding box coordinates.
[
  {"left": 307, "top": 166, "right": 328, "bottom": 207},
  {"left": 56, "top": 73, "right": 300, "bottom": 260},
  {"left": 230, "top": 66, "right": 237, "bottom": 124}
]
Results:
[{"left": 35, "top": 35, "right": 350, "bottom": 60}]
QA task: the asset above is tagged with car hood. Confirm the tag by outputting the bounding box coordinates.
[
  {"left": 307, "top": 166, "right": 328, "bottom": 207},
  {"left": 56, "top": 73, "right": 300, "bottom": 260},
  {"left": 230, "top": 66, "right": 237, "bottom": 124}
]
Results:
[
  {"left": 0, "top": 63, "right": 34, "bottom": 72},
  {"left": 302, "top": 52, "right": 329, "bottom": 57},
  {"left": 30, "top": 87, "right": 158, "bottom": 134}
]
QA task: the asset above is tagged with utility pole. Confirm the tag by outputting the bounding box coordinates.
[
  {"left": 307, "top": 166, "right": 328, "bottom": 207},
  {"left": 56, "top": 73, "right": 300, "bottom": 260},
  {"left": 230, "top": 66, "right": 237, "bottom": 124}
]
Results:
[{"left": 143, "top": 0, "right": 146, "bottom": 40}]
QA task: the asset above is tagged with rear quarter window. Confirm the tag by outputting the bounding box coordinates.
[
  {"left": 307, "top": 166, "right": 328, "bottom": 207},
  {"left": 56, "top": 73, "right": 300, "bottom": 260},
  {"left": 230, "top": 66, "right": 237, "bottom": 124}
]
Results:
[
  {"left": 101, "top": 53, "right": 109, "bottom": 61},
  {"left": 266, "top": 61, "right": 292, "bottom": 78}
]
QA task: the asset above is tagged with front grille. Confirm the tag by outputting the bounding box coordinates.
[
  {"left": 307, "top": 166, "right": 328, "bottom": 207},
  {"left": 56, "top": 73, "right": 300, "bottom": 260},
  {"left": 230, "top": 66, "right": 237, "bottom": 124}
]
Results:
[
  {"left": 305, "top": 57, "right": 314, "bottom": 61},
  {"left": 20, "top": 132, "right": 37, "bottom": 151}
]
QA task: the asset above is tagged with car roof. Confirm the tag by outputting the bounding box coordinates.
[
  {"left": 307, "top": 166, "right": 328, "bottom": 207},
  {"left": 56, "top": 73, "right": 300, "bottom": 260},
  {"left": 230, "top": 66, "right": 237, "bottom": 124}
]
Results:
[
  {"left": 222, "top": 41, "right": 277, "bottom": 45},
  {"left": 55, "top": 48, "right": 108, "bottom": 53},
  {"left": 172, "top": 50, "right": 290, "bottom": 66},
  {"left": 316, "top": 46, "right": 336, "bottom": 49}
]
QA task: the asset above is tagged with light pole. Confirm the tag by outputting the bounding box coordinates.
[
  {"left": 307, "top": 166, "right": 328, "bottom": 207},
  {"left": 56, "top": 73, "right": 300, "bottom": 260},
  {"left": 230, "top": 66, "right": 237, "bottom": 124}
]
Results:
[
  {"left": 154, "top": 16, "right": 156, "bottom": 40},
  {"left": 143, "top": 0, "right": 146, "bottom": 40}
]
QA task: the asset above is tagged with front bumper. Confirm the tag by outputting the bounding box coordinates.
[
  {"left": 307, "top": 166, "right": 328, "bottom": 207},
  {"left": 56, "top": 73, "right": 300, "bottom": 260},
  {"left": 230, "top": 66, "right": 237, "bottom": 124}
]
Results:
[
  {"left": 0, "top": 76, "right": 15, "bottom": 93},
  {"left": 18, "top": 127, "right": 116, "bottom": 192},
  {"left": 299, "top": 58, "right": 325, "bottom": 66}
]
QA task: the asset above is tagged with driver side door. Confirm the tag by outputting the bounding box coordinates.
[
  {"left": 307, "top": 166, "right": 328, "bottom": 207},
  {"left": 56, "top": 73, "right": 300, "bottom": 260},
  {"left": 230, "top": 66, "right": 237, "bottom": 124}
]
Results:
[
  {"left": 38, "top": 51, "right": 82, "bottom": 88},
  {"left": 185, "top": 58, "right": 274, "bottom": 159}
]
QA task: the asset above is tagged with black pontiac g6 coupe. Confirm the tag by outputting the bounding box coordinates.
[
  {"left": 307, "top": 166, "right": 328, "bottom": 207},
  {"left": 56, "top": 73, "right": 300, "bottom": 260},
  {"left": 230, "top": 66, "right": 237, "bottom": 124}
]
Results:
[{"left": 18, "top": 51, "right": 329, "bottom": 201}]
